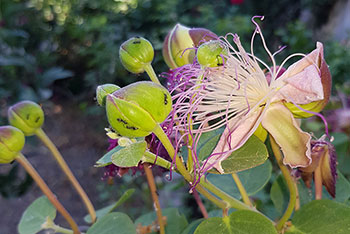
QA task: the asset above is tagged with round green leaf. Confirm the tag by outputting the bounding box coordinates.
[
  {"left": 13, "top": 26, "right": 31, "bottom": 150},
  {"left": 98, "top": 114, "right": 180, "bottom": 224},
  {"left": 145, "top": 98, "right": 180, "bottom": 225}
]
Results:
[
  {"left": 18, "top": 196, "right": 56, "bottom": 234},
  {"left": 194, "top": 210, "right": 277, "bottom": 234},
  {"left": 135, "top": 208, "right": 188, "bottom": 234},
  {"left": 95, "top": 145, "right": 122, "bottom": 167},
  {"left": 286, "top": 200, "right": 350, "bottom": 234},
  {"left": 87, "top": 212, "right": 136, "bottom": 234},
  {"left": 181, "top": 219, "right": 203, "bottom": 234},
  {"left": 219, "top": 135, "right": 269, "bottom": 174},
  {"left": 207, "top": 160, "right": 272, "bottom": 199},
  {"left": 111, "top": 141, "right": 147, "bottom": 167}
]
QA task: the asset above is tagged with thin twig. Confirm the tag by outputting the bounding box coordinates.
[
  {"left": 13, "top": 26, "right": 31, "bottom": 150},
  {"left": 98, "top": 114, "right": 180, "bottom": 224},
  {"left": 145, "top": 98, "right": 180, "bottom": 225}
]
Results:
[
  {"left": 192, "top": 189, "right": 208, "bottom": 218},
  {"left": 143, "top": 163, "right": 165, "bottom": 234},
  {"left": 231, "top": 173, "right": 253, "bottom": 207},
  {"left": 35, "top": 128, "right": 96, "bottom": 223},
  {"left": 16, "top": 153, "right": 80, "bottom": 234}
]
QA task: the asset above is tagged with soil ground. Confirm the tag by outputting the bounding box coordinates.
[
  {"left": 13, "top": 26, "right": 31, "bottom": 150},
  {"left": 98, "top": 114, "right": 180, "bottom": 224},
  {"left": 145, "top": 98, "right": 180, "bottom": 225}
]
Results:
[{"left": 0, "top": 101, "right": 110, "bottom": 234}]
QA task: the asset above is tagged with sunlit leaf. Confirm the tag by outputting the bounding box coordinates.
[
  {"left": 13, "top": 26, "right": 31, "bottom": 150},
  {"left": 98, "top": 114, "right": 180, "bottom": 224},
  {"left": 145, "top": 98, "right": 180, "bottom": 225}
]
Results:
[
  {"left": 18, "top": 196, "right": 56, "bottom": 234},
  {"left": 194, "top": 210, "right": 277, "bottom": 234}
]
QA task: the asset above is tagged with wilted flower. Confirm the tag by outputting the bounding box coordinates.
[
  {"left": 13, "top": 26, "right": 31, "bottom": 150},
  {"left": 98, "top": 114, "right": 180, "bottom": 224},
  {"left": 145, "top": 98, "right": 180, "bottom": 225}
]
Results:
[
  {"left": 300, "top": 136, "right": 337, "bottom": 198},
  {"left": 163, "top": 24, "right": 218, "bottom": 69},
  {"left": 167, "top": 17, "right": 331, "bottom": 175}
]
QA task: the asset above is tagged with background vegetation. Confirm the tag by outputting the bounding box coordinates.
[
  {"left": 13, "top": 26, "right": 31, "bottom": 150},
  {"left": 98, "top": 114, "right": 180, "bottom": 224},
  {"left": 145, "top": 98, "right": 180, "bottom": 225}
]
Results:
[{"left": 0, "top": 0, "right": 349, "bottom": 232}]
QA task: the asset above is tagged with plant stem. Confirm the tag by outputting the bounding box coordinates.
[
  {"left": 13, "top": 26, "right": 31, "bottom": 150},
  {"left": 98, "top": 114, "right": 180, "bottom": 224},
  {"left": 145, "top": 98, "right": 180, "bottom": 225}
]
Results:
[
  {"left": 143, "top": 163, "right": 165, "bottom": 234},
  {"left": 294, "top": 179, "right": 300, "bottom": 211},
  {"left": 270, "top": 136, "right": 296, "bottom": 232},
  {"left": 196, "top": 185, "right": 229, "bottom": 209},
  {"left": 152, "top": 124, "right": 252, "bottom": 211},
  {"left": 199, "top": 178, "right": 252, "bottom": 211},
  {"left": 16, "top": 153, "right": 80, "bottom": 234},
  {"left": 143, "top": 139, "right": 227, "bottom": 210},
  {"left": 142, "top": 151, "right": 172, "bottom": 170},
  {"left": 192, "top": 189, "right": 208, "bottom": 218},
  {"left": 231, "top": 173, "right": 253, "bottom": 207},
  {"left": 35, "top": 128, "right": 97, "bottom": 223},
  {"left": 53, "top": 225, "right": 74, "bottom": 234},
  {"left": 144, "top": 64, "right": 161, "bottom": 84},
  {"left": 314, "top": 165, "right": 323, "bottom": 200},
  {"left": 153, "top": 124, "right": 192, "bottom": 182},
  {"left": 42, "top": 217, "right": 74, "bottom": 234}
]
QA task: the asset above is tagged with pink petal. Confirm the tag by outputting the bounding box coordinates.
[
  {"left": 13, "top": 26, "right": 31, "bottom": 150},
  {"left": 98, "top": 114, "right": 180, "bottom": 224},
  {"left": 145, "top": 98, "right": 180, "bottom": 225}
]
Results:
[
  {"left": 274, "top": 42, "right": 326, "bottom": 104},
  {"left": 204, "top": 109, "right": 264, "bottom": 173}
]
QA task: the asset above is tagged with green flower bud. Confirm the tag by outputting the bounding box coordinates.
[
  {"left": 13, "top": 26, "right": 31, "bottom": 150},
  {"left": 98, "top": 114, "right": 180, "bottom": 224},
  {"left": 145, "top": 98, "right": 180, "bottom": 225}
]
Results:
[
  {"left": 162, "top": 24, "right": 217, "bottom": 69},
  {"left": 8, "top": 101, "right": 44, "bottom": 136},
  {"left": 119, "top": 37, "right": 154, "bottom": 74},
  {"left": 0, "top": 126, "right": 25, "bottom": 164},
  {"left": 96, "top": 84, "right": 121, "bottom": 106},
  {"left": 196, "top": 40, "right": 228, "bottom": 68},
  {"left": 106, "top": 81, "right": 172, "bottom": 137}
]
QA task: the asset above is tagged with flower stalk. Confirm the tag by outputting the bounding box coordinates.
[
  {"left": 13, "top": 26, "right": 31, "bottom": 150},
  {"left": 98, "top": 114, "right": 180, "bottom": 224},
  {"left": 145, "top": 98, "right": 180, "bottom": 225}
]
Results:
[
  {"left": 42, "top": 217, "right": 74, "bottom": 234},
  {"left": 143, "top": 163, "right": 165, "bottom": 234},
  {"left": 192, "top": 189, "right": 209, "bottom": 219},
  {"left": 231, "top": 173, "right": 252, "bottom": 207},
  {"left": 152, "top": 124, "right": 254, "bottom": 212},
  {"left": 16, "top": 153, "right": 80, "bottom": 234},
  {"left": 270, "top": 136, "right": 296, "bottom": 231},
  {"left": 142, "top": 151, "right": 173, "bottom": 170},
  {"left": 35, "top": 128, "right": 96, "bottom": 223},
  {"left": 144, "top": 64, "right": 161, "bottom": 84}
]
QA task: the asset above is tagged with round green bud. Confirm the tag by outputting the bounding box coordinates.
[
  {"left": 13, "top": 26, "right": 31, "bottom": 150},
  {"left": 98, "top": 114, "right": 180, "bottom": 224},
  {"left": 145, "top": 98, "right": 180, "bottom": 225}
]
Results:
[
  {"left": 96, "top": 84, "right": 121, "bottom": 106},
  {"left": 196, "top": 40, "right": 228, "bottom": 68},
  {"left": 106, "top": 81, "right": 172, "bottom": 138},
  {"left": 0, "top": 126, "right": 25, "bottom": 164},
  {"left": 162, "top": 24, "right": 218, "bottom": 69},
  {"left": 8, "top": 101, "right": 44, "bottom": 136},
  {"left": 119, "top": 37, "right": 154, "bottom": 74}
]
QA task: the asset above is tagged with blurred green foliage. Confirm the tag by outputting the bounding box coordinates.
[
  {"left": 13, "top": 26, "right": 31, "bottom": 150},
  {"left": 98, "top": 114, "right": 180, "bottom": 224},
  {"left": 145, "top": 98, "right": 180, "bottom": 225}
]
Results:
[{"left": 0, "top": 0, "right": 349, "bottom": 106}]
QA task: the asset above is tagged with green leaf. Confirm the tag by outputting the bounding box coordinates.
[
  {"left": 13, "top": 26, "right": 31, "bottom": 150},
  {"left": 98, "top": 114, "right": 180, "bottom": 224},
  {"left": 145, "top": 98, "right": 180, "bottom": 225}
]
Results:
[
  {"left": 271, "top": 171, "right": 350, "bottom": 216},
  {"left": 87, "top": 212, "right": 136, "bottom": 234},
  {"left": 194, "top": 210, "right": 277, "bottom": 234},
  {"left": 324, "top": 172, "right": 350, "bottom": 203},
  {"left": 286, "top": 200, "right": 350, "bottom": 234},
  {"left": 207, "top": 160, "right": 272, "bottom": 199},
  {"left": 197, "top": 127, "right": 224, "bottom": 161},
  {"left": 219, "top": 135, "right": 269, "bottom": 174},
  {"left": 270, "top": 174, "right": 291, "bottom": 216},
  {"left": 135, "top": 208, "right": 188, "bottom": 234},
  {"left": 95, "top": 145, "right": 122, "bottom": 167},
  {"left": 181, "top": 219, "right": 203, "bottom": 234},
  {"left": 18, "top": 196, "right": 56, "bottom": 234},
  {"left": 84, "top": 188, "right": 135, "bottom": 223},
  {"left": 333, "top": 132, "right": 350, "bottom": 175},
  {"left": 112, "top": 141, "right": 147, "bottom": 167},
  {"left": 95, "top": 139, "right": 147, "bottom": 167}
]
